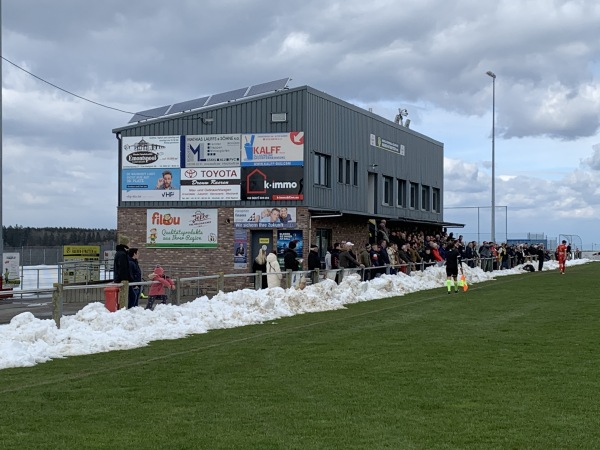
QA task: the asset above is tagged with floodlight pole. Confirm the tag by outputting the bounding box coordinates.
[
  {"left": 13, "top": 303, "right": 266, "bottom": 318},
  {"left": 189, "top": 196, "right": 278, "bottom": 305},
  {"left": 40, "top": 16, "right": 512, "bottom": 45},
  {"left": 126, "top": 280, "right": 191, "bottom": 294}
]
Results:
[
  {"left": 0, "top": 3, "right": 4, "bottom": 276},
  {"left": 486, "top": 70, "right": 496, "bottom": 243}
]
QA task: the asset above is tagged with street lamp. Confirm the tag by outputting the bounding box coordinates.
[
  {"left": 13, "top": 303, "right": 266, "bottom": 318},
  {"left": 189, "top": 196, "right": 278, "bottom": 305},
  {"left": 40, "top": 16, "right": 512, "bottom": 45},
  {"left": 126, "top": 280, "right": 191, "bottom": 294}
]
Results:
[{"left": 486, "top": 70, "right": 496, "bottom": 243}]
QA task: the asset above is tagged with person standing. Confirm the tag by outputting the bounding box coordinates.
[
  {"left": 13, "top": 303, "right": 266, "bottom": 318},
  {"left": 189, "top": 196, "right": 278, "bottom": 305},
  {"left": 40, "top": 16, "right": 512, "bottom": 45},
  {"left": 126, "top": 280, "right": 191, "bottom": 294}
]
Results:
[
  {"left": 359, "top": 243, "right": 372, "bottom": 281},
  {"left": 252, "top": 245, "right": 268, "bottom": 288},
  {"left": 537, "top": 245, "right": 545, "bottom": 272},
  {"left": 444, "top": 241, "right": 462, "bottom": 294},
  {"left": 308, "top": 245, "right": 321, "bottom": 271},
  {"left": 113, "top": 243, "right": 131, "bottom": 284},
  {"left": 339, "top": 242, "right": 362, "bottom": 270},
  {"left": 556, "top": 240, "right": 568, "bottom": 274},
  {"left": 145, "top": 265, "right": 175, "bottom": 310},
  {"left": 127, "top": 247, "right": 142, "bottom": 308},
  {"left": 266, "top": 250, "right": 283, "bottom": 288},
  {"left": 284, "top": 241, "right": 302, "bottom": 287}
]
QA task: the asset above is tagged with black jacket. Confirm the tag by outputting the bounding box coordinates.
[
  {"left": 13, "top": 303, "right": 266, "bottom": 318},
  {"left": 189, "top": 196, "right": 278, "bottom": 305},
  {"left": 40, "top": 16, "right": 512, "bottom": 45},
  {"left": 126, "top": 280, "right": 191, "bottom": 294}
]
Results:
[
  {"left": 308, "top": 251, "right": 320, "bottom": 271},
  {"left": 113, "top": 245, "right": 131, "bottom": 282},
  {"left": 283, "top": 248, "right": 299, "bottom": 271}
]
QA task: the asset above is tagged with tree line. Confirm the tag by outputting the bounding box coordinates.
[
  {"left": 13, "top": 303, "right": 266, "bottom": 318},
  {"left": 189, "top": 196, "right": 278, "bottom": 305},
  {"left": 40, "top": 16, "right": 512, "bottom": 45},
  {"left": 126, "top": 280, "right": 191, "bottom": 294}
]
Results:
[{"left": 2, "top": 226, "right": 117, "bottom": 247}]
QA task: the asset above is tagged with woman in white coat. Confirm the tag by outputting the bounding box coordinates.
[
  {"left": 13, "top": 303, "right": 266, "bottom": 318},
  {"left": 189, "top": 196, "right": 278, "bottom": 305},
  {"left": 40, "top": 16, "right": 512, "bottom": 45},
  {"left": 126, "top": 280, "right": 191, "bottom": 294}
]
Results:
[{"left": 266, "top": 250, "right": 283, "bottom": 288}]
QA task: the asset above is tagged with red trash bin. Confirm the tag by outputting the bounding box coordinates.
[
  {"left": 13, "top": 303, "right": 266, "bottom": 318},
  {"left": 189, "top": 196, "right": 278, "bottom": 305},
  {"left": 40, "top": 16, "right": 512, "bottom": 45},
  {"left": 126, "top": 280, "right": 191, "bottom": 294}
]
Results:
[{"left": 104, "top": 286, "right": 120, "bottom": 312}]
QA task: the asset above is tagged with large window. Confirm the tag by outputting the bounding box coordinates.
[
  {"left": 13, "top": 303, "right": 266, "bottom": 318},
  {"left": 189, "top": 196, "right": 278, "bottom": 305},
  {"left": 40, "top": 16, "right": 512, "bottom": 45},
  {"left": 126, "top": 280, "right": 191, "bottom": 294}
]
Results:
[
  {"left": 383, "top": 176, "right": 393, "bottom": 206},
  {"left": 421, "top": 185, "right": 430, "bottom": 211},
  {"left": 409, "top": 182, "right": 419, "bottom": 209},
  {"left": 397, "top": 179, "right": 407, "bottom": 208},
  {"left": 314, "top": 153, "right": 331, "bottom": 187},
  {"left": 432, "top": 188, "right": 440, "bottom": 213}
]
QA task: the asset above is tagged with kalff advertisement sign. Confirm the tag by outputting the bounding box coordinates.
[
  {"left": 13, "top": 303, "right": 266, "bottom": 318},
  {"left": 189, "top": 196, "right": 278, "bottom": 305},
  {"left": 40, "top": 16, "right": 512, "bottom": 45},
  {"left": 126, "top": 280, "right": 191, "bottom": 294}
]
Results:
[{"left": 241, "top": 166, "right": 304, "bottom": 201}]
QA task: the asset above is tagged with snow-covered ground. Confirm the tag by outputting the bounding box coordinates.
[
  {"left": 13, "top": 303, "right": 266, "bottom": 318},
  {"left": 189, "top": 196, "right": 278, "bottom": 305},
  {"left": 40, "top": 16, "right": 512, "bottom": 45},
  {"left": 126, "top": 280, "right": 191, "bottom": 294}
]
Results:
[{"left": 0, "top": 259, "right": 589, "bottom": 370}]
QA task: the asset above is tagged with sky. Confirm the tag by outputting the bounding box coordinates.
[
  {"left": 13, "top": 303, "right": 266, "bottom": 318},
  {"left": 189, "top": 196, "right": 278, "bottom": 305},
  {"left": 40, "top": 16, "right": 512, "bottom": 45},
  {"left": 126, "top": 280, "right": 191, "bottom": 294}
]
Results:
[
  {"left": 0, "top": 258, "right": 591, "bottom": 371},
  {"left": 2, "top": 1, "right": 600, "bottom": 248}
]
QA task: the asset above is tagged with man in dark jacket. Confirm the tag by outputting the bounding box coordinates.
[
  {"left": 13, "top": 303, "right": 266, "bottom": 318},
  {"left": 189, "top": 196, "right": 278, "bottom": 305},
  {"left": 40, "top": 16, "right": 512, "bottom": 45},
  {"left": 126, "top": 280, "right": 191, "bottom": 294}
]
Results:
[
  {"left": 307, "top": 244, "right": 321, "bottom": 271},
  {"left": 113, "top": 244, "right": 131, "bottom": 283},
  {"left": 283, "top": 241, "right": 301, "bottom": 271},
  {"left": 127, "top": 247, "right": 142, "bottom": 308}
]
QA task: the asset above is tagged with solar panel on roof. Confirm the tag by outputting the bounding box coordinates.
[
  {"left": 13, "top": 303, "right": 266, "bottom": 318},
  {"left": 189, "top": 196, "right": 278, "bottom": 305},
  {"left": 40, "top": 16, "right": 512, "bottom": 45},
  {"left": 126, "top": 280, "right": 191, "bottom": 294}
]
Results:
[
  {"left": 245, "top": 77, "right": 290, "bottom": 97},
  {"left": 167, "top": 96, "right": 210, "bottom": 115},
  {"left": 205, "top": 87, "right": 249, "bottom": 106},
  {"left": 128, "top": 105, "right": 171, "bottom": 123}
]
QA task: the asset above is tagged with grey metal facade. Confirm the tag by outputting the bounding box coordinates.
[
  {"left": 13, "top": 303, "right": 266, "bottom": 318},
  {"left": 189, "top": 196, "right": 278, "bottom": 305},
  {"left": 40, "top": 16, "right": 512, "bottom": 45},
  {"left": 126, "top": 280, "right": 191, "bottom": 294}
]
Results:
[{"left": 112, "top": 85, "right": 444, "bottom": 226}]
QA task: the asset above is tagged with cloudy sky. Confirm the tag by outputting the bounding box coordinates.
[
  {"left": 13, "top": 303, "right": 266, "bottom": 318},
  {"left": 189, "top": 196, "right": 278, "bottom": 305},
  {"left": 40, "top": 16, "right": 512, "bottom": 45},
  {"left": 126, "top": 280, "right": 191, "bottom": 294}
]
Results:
[{"left": 2, "top": 1, "right": 600, "bottom": 248}]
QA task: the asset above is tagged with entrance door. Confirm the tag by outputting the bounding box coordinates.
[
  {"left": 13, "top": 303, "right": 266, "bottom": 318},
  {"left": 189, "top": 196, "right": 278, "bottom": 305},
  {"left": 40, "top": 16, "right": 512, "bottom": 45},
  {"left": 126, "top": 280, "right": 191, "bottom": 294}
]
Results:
[{"left": 250, "top": 230, "right": 274, "bottom": 260}]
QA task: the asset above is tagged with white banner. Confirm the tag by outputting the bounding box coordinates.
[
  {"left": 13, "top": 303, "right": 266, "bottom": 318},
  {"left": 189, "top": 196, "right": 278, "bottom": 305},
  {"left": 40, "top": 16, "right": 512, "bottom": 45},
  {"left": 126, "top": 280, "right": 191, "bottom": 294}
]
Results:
[
  {"left": 122, "top": 136, "right": 181, "bottom": 168},
  {"left": 241, "top": 132, "right": 304, "bottom": 166},
  {"left": 180, "top": 167, "right": 241, "bottom": 201},
  {"left": 146, "top": 209, "right": 218, "bottom": 248},
  {"left": 183, "top": 134, "right": 241, "bottom": 167}
]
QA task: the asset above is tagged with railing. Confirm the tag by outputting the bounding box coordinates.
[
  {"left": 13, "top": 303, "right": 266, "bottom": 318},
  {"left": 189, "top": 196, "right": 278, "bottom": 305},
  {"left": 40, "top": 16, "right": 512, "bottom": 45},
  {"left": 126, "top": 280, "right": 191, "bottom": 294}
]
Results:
[{"left": 9, "top": 254, "right": 553, "bottom": 329}]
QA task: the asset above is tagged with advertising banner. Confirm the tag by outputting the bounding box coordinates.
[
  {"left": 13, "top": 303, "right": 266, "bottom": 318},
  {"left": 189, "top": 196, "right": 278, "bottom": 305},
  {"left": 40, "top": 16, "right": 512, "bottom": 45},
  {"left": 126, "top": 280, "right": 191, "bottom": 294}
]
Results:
[
  {"left": 3, "top": 253, "right": 20, "bottom": 285},
  {"left": 277, "top": 230, "right": 304, "bottom": 267},
  {"left": 180, "top": 167, "right": 241, "bottom": 201},
  {"left": 233, "top": 229, "right": 248, "bottom": 269},
  {"left": 146, "top": 209, "right": 218, "bottom": 248},
  {"left": 183, "top": 134, "right": 241, "bottom": 168},
  {"left": 241, "top": 166, "right": 304, "bottom": 201},
  {"left": 62, "top": 245, "right": 101, "bottom": 283},
  {"left": 121, "top": 168, "right": 181, "bottom": 201},
  {"left": 122, "top": 136, "right": 181, "bottom": 168},
  {"left": 241, "top": 132, "right": 304, "bottom": 166},
  {"left": 234, "top": 207, "right": 297, "bottom": 228}
]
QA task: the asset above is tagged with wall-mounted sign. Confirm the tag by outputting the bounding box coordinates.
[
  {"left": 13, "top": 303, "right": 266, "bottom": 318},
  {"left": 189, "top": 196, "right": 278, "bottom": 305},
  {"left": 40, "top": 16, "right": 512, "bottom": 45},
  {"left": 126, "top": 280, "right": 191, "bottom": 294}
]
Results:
[
  {"left": 241, "top": 132, "right": 304, "bottom": 166},
  {"left": 122, "top": 136, "right": 181, "bottom": 168},
  {"left": 146, "top": 209, "right": 218, "bottom": 248},
  {"left": 183, "top": 134, "right": 241, "bottom": 168},
  {"left": 180, "top": 167, "right": 241, "bottom": 201},
  {"left": 369, "top": 134, "right": 405, "bottom": 155},
  {"left": 121, "top": 168, "right": 181, "bottom": 201},
  {"left": 234, "top": 207, "right": 297, "bottom": 228},
  {"left": 241, "top": 166, "right": 303, "bottom": 201}
]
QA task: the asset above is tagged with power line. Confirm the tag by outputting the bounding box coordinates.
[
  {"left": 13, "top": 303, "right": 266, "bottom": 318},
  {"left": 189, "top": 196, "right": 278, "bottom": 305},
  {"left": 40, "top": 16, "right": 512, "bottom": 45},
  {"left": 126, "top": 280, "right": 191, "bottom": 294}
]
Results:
[{"left": 1, "top": 55, "right": 150, "bottom": 117}]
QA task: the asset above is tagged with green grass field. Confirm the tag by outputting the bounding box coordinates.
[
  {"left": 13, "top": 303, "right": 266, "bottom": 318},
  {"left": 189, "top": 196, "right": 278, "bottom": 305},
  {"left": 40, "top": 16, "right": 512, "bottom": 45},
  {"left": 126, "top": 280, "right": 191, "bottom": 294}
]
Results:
[{"left": 1, "top": 263, "right": 599, "bottom": 449}]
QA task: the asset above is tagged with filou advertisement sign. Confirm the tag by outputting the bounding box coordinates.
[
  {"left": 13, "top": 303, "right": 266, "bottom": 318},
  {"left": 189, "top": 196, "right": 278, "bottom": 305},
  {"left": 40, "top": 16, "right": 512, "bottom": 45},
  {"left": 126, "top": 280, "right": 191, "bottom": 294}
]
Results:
[{"left": 146, "top": 209, "right": 218, "bottom": 248}]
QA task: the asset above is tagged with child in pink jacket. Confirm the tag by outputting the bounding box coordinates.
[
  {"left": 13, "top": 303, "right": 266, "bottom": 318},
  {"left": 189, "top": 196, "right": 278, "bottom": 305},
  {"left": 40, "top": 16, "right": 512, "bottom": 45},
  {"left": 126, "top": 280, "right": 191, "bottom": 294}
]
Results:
[{"left": 145, "top": 265, "right": 175, "bottom": 310}]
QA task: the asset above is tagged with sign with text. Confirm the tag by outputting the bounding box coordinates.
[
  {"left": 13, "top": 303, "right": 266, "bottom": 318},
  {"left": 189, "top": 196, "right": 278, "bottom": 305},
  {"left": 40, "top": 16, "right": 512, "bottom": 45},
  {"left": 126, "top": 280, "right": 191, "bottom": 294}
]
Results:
[
  {"left": 234, "top": 207, "right": 297, "bottom": 228},
  {"left": 241, "top": 132, "right": 304, "bottom": 166},
  {"left": 2, "top": 253, "right": 20, "bottom": 285},
  {"left": 62, "top": 245, "right": 101, "bottom": 284},
  {"left": 369, "top": 133, "right": 405, "bottom": 155},
  {"left": 146, "top": 209, "right": 218, "bottom": 248},
  {"left": 241, "top": 166, "right": 304, "bottom": 201},
  {"left": 180, "top": 167, "right": 241, "bottom": 201},
  {"left": 122, "top": 136, "right": 181, "bottom": 168},
  {"left": 121, "top": 168, "right": 181, "bottom": 201},
  {"left": 183, "top": 134, "right": 241, "bottom": 168}
]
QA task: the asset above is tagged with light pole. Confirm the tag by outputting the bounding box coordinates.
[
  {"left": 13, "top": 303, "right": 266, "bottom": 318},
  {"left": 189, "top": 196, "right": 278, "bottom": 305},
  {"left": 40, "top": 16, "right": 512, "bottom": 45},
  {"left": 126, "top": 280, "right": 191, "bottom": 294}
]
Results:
[{"left": 486, "top": 70, "right": 496, "bottom": 243}]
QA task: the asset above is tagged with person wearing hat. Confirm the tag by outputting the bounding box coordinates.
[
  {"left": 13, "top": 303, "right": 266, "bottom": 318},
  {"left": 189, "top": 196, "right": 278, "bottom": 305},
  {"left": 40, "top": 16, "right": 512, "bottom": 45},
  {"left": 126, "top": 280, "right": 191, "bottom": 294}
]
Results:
[
  {"left": 113, "top": 242, "right": 131, "bottom": 284},
  {"left": 339, "top": 242, "right": 363, "bottom": 270},
  {"left": 252, "top": 245, "right": 268, "bottom": 289}
]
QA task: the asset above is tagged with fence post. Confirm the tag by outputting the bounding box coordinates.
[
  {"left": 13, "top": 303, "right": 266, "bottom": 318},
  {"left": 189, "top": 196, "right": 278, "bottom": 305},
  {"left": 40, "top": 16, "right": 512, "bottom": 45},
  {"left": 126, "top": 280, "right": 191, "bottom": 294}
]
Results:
[
  {"left": 119, "top": 281, "right": 128, "bottom": 309},
  {"left": 52, "top": 283, "right": 64, "bottom": 329},
  {"left": 312, "top": 269, "right": 319, "bottom": 285},
  {"left": 339, "top": 268, "right": 345, "bottom": 282},
  {"left": 217, "top": 273, "right": 225, "bottom": 293},
  {"left": 174, "top": 278, "right": 181, "bottom": 305},
  {"left": 285, "top": 269, "right": 292, "bottom": 289}
]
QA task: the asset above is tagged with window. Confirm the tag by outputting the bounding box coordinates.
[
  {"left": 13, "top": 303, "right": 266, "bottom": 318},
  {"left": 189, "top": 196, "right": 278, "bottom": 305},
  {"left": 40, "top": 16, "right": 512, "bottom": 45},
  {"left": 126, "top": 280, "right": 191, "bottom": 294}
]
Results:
[
  {"left": 397, "top": 179, "right": 407, "bottom": 208},
  {"left": 338, "top": 158, "right": 344, "bottom": 183},
  {"left": 353, "top": 162, "right": 358, "bottom": 186},
  {"left": 316, "top": 228, "right": 332, "bottom": 261},
  {"left": 432, "top": 188, "right": 440, "bottom": 213},
  {"left": 421, "top": 185, "right": 430, "bottom": 211},
  {"left": 314, "top": 153, "right": 331, "bottom": 187},
  {"left": 383, "top": 176, "right": 393, "bottom": 205},
  {"left": 409, "top": 182, "right": 419, "bottom": 209},
  {"left": 345, "top": 160, "right": 351, "bottom": 184}
]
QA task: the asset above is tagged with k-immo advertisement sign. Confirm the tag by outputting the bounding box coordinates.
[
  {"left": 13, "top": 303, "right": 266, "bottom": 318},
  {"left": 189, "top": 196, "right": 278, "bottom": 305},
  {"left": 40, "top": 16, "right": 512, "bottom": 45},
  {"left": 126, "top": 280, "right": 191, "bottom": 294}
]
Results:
[{"left": 241, "top": 167, "right": 303, "bottom": 201}]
